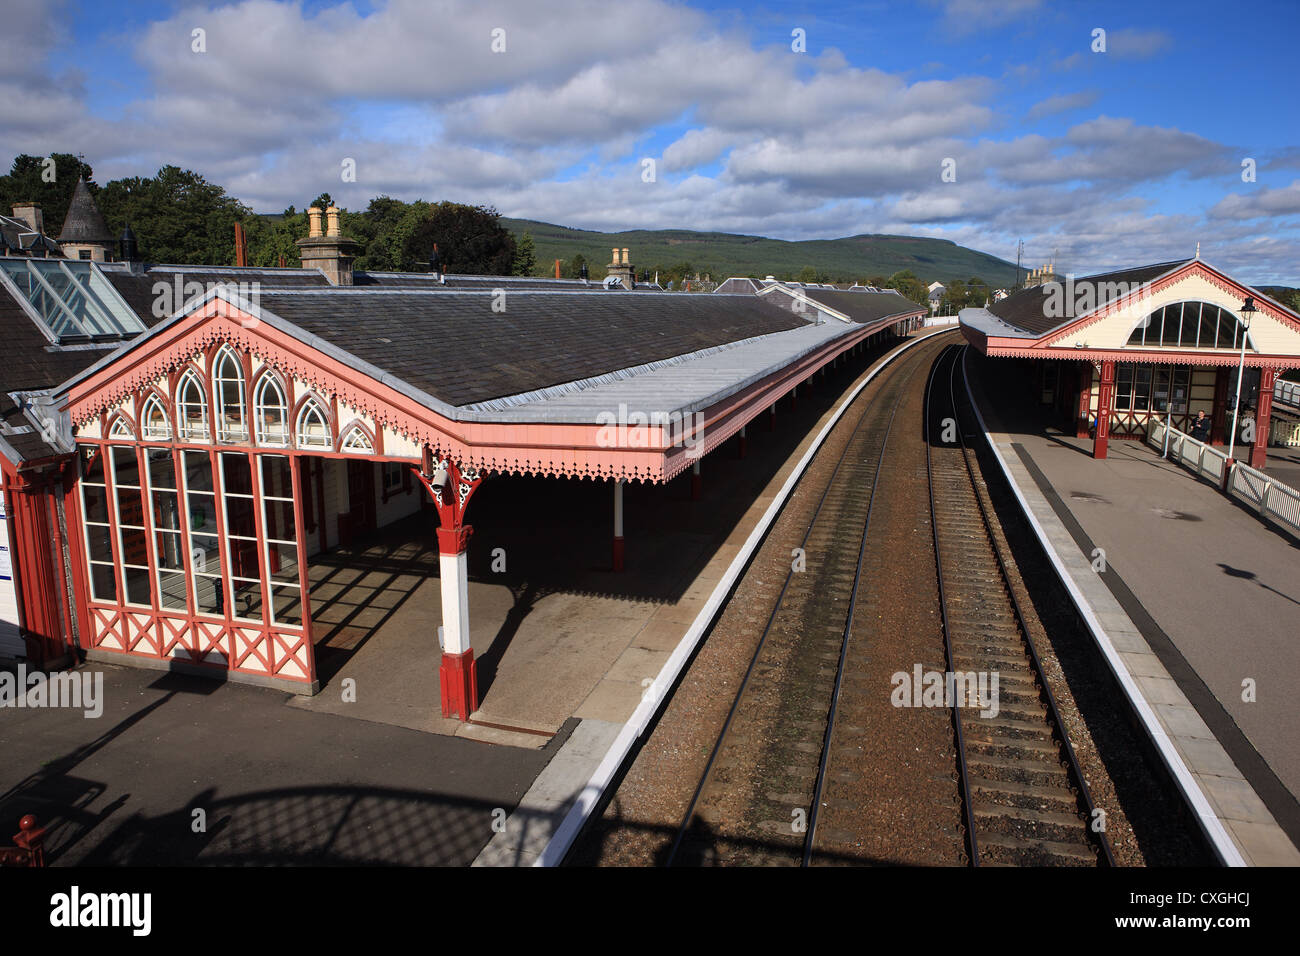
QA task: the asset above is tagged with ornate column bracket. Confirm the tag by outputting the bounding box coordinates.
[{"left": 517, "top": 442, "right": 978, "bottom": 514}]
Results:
[{"left": 415, "top": 448, "right": 484, "bottom": 536}]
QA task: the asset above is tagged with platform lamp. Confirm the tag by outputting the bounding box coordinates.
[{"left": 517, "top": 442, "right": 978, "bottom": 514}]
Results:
[{"left": 1226, "top": 296, "right": 1257, "bottom": 465}]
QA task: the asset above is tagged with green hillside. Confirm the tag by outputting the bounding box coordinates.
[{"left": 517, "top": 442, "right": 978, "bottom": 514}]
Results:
[{"left": 501, "top": 217, "right": 1020, "bottom": 286}]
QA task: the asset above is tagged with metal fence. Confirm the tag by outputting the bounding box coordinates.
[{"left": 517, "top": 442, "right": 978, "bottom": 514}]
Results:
[
  {"left": 1147, "top": 419, "right": 1300, "bottom": 536},
  {"left": 1146, "top": 419, "right": 1228, "bottom": 484}
]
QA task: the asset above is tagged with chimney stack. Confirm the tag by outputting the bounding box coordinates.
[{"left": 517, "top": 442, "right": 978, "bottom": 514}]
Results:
[
  {"left": 297, "top": 203, "right": 361, "bottom": 286},
  {"left": 607, "top": 247, "right": 634, "bottom": 290},
  {"left": 119, "top": 224, "right": 141, "bottom": 271},
  {"left": 11, "top": 202, "right": 43, "bottom": 234}
]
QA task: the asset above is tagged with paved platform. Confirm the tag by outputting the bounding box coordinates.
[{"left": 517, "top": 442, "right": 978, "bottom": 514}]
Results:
[
  {"left": 0, "top": 660, "right": 568, "bottom": 865},
  {"left": 966, "top": 349, "right": 1300, "bottom": 866}
]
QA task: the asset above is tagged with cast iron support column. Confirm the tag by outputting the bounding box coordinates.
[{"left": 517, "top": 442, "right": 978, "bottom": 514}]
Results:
[
  {"left": 738, "top": 425, "right": 747, "bottom": 459},
  {"left": 691, "top": 459, "right": 702, "bottom": 500},
  {"left": 1251, "top": 367, "right": 1276, "bottom": 469},
  {"left": 416, "top": 452, "right": 483, "bottom": 721},
  {"left": 612, "top": 479, "right": 625, "bottom": 572},
  {"left": 1077, "top": 363, "right": 1093, "bottom": 439},
  {"left": 1211, "top": 367, "right": 1229, "bottom": 445},
  {"left": 1093, "top": 361, "right": 1114, "bottom": 459}
]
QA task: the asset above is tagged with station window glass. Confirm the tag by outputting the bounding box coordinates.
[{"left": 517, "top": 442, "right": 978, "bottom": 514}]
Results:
[
  {"left": 296, "top": 398, "right": 331, "bottom": 449},
  {"left": 214, "top": 346, "right": 248, "bottom": 442},
  {"left": 140, "top": 394, "right": 172, "bottom": 441},
  {"left": 111, "top": 445, "right": 153, "bottom": 607},
  {"left": 1127, "top": 301, "right": 1254, "bottom": 351},
  {"left": 176, "top": 369, "right": 209, "bottom": 443},
  {"left": 255, "top": 374, "right": 290, "bottom": 447},
  {"left": 220, "top": 452, "right": 263, "bottom": 622},
  {"left": 183, "top": 450, "right": 224, "bottom": 617},
  {"left": 80, "top": 450, "right": 117, "bottom": 601},
  {"left": 146, "top": 448, "right": 187, "bottom": 611},
  {"left": 261, "top": 455, "right": 302, "bottom": 628},
  {"left": 340, "top": 425, "right": 373, "bottom": 453}
]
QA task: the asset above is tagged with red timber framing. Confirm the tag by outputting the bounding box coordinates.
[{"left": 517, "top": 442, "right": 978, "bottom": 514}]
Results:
[
  {"left": 56, "top": 291, "right": 920, "bottom": 712},
  {"left": 0, "top": 460, "right": 76, "bottom": 666}
]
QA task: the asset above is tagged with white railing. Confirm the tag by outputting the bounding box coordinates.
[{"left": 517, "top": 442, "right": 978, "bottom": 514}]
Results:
[
  {"left": 1146, "top": 419, "right": 1228, "bottom": 484},
  {"left": 925, "top": 315, "right": 959, "bottom": 327},
  {"left": 1148, "top": 419, "right": 1300, "bottom": 536},
  {"left": 1228, "top": 462, "right": 1300, "bottom": 535},
  {"left": 1275, "top": 379, "right": 1300, "bottom": 410},
  {"left": 1271, "top": 418, "right": 1300, "bottom": 448}
]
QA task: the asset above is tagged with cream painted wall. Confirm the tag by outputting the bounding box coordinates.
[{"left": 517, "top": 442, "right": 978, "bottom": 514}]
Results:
[{"left": 1061, "top": 273, "right": 1300, "bottom": 357}]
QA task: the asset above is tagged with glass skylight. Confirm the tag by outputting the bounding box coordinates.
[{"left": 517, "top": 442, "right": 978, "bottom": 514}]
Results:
[{"left": 0, "top": 258, "right": 145, "bottom": 341}]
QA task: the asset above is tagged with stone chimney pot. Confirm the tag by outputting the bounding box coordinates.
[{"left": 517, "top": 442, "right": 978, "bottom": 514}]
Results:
[{"left": 307, "top": 206, "right": 323, "bottom": 238}]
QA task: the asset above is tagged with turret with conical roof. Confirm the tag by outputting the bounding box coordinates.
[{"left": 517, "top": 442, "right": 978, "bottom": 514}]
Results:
[{"left": 58, "top": 179, "right": 115, "bottom": 262}]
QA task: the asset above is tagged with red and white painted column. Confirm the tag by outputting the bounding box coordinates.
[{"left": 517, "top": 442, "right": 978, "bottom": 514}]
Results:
[
  {"left": 1250, "top": 367, "right": 1277, "bottom": 469},
  {"left": 416, "top": 453, "right": 484, "bottom": 721},
  {"left": 1093, "top": 360, "right": 1115, "bottom": 459},
  {"left": 436, "top": 524, "right": 476, "bottom": 719},
  {"left": 1076, "top": 363, "right": 1093, "bottom": 439},
  {"left": 612, "top": 479, "right": 625, "bottom": 572}
]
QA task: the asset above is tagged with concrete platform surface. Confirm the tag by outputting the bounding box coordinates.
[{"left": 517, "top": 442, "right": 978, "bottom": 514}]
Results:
[{"left": 0, "top": 660, "right": 569, "bottom": 865}]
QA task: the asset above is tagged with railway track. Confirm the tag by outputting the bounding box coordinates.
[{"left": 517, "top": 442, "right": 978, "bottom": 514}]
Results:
[
  {"left": 664, "top": 341, "right": 933, "bottom": 867},
  {"left": 925, "top": 344, "right": 1115, "bottom": 866}
]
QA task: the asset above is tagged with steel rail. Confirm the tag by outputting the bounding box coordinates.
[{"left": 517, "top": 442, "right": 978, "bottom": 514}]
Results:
[
  {"left": 925, "top": 344, "right": 980, "bottom": 865},
  {"left": 665, "top": 342, "right": 931, "bottom": 867},
  {"left": 944, "top": 344, "right": 1116, "bottom": 867}
]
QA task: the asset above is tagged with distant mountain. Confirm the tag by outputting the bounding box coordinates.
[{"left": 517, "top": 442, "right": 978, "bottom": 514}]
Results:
[{"left": 501, "top": 217, "right": 1021, "bottom": 286}]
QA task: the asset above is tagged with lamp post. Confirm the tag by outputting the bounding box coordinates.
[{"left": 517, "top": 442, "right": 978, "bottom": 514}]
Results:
[{"left": 1226, "top": 296, "right": 1257, "bottom": 465}]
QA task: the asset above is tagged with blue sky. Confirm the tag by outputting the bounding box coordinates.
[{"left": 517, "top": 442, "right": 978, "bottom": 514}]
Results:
[{"left": 5, "top": 0, "right": 1299, "bottom": 282}]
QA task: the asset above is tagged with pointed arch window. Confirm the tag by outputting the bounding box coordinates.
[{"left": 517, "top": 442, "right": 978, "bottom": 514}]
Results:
[
  {"left": 295, "top": 398, "right": 331, "bottom": 449},
  {"left": 213, "top": 345, "right": 248, "bottom": 442},
  {"left": 176, "top": 368, "right": 209, "bottom": 442},
  {"left": 254, "top": 373, "right": 290, "bottom": 446},
  {"left": 140, "top": 394, "right": 172, "bottom": 441},
  {"left": 340, "top": 424, "right": 374, "bottom": 453},
  {"left": 108, "top": 415, "right": 135, "bottom": 439}
]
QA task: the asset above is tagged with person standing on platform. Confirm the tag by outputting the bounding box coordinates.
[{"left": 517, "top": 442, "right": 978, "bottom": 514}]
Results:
[{"left": 1191, "top": 410, "right": 1211, "bottom": 443}]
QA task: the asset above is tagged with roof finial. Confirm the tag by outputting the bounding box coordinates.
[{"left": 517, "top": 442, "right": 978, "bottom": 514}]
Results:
[{"left": 1195, "top": 241, "right": 1200, "bottom": 260}]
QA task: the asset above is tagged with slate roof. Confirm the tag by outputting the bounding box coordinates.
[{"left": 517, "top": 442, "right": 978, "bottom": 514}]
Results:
[
  {"left": 256, "top": 289, "right": 807, "bottom": 408},
  {"left": 986, "top": 260, "right": 1190, "bottom": 336},
  {"left": 1, "top": 213, "right": 62, "bottom": 256},
  {"left": 354, "top": 271, "right": 664, "bottom": 291},
  {"left": 57, "top": 179, "right": 114, "bottom": 244},
  {"left": 102, "top": 265, "right": 331, "bottom": 318},
  {"left": 796, "top": 288, "right": 927, "bottom": 324}
]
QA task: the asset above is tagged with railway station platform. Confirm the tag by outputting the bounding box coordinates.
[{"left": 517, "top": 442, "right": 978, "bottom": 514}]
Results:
[{"left": 964, "top": 348, "right": 1300, "bottom": 866}]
